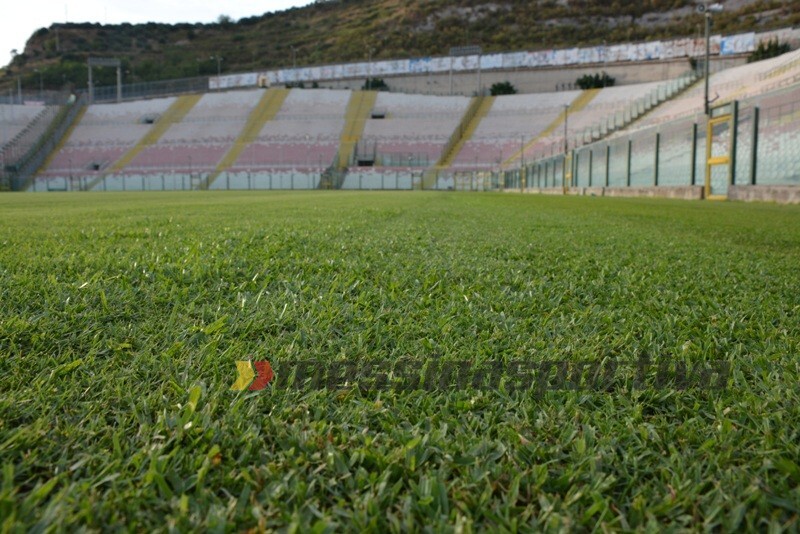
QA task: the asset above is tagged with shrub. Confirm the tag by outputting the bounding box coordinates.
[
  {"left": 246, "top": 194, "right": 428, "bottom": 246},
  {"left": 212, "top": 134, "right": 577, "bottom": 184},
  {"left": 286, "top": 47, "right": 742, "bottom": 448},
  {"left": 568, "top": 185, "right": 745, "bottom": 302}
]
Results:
[
  {"left": 362, "top": 77, "right": 389, "bottom": 91},
  {"left": 576, "top": 72, "right": 616, "bottom": 89},
  {"left": 490, "top": 81, "right": 517, "bottom": 95},
  {"left": 748, "top": 39, "right": 791, "bottom": 63}
]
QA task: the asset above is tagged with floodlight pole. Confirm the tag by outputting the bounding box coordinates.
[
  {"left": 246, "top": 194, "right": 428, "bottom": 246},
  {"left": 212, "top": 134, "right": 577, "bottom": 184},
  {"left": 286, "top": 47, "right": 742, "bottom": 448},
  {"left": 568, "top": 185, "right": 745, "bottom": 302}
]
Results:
[
  {"left": 564, "top": 104, "right": 569, "bottom": 154},
  {"left": 291, "top": 47, "right": 297, "bottom": 85},
  {"left": 35, "top": 69, "right": 43, "bottom": 98},
  {"left": 449, "top": 56, "right": 453, "bottom": 95},
  {"left": 477, "top": 52, "right": 482, "bottom": 96},
  {"left": 702, "top": 3, "right": 723, "bottom": 115},
  {"left": 213, "top": 55, "right": 223, "bottom": 91},
  {"left": 87, "top": 57, "right": 122, "bottom": 103},
  {"left": 704, "top": 10, "right": 711, "bottom": 115},
  {"left": 367, "top": 47, "right": 374, "bottom": 90},
  {"left": 451, "top": 45, "right": 482, "bottom": 96}
]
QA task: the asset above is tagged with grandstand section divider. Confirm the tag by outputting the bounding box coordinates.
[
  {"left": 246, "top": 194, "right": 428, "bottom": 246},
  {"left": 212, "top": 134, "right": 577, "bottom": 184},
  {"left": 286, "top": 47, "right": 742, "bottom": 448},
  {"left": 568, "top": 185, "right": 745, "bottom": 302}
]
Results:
[
  {"left": 421, "top": 95, "right": 495, "bottom": 189},
  {"left": 336, "top": 91, "right": 378, "bottom": 170},
  {"left": 438, "top": 96, "right": 495, "bottom": 169}
]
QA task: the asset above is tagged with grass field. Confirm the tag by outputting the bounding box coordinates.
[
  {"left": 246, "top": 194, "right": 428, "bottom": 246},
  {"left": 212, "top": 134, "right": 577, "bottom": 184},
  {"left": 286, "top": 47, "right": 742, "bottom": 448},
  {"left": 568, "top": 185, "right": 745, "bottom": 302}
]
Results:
[{"left": 1, "top": 191, "right": 799, "bottom": 531}]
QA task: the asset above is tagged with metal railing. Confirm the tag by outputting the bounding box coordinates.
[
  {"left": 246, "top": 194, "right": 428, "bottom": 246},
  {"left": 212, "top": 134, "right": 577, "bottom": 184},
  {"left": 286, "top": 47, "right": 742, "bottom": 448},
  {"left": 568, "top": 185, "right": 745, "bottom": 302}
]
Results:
[
  {"left": 8, "top": 93, "right": 87, "bottom": 191},
  {"left": 503, "top": 82, "right": 800, "bottom": 193}
]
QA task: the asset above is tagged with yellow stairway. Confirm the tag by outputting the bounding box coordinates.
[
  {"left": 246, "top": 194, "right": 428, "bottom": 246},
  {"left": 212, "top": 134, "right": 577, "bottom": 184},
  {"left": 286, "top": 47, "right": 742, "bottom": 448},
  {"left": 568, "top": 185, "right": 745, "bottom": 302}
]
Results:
[
  {"left": 439, "top": 96, "right": 495, "bottom": 168},
  {"left": 503, "top": 89, "right": 600, "bottom": 168},
  {"left": 202, "top": 88, "right": 290, "bottom": 189},
  {"left": 420, "top": 95, "right": 495, "bottom": 189},
  {"left": 336, "top": 91, "right": 378, "bottom": 169}
]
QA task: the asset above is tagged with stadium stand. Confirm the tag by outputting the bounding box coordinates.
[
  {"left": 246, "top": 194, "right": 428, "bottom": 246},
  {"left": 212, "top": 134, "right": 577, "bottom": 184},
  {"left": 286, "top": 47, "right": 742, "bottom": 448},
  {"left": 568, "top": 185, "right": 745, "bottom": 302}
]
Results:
[
  {"left": 24, "top": 44, "right": 800, "bottom": 197},
  {"left": 39, "top": 97, "right": 176, "bottom": 181},
  {"left": 451, "top": 91, "right": 579, "bottom": 169},
  {"left": 360, "top": 93, "right": 471, "bottom": 167},
  {"left": 566, "top": 81, "right": 664, "bottom": 134},
  {"left": 232, "top": 89, "right": 350, "bottom": 173},
  {"left": 1, "top": 104, "right": 63, "bottom": 184},
  {"left": 632, "top": 48, "right": 800, "bottom": 129},
  {"left": 126, "top": 91, "right": 264, "bottom": 174},
  {"left": 0, "top": 105, "right": 48, "bottom": 149}
]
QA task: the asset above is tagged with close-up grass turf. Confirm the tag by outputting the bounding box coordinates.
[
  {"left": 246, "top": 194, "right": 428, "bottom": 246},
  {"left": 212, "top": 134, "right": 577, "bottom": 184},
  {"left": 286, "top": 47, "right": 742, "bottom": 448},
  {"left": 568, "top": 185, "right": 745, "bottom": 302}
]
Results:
[{"left": 0, "top": 191, "right": 799, "bottom": 531}]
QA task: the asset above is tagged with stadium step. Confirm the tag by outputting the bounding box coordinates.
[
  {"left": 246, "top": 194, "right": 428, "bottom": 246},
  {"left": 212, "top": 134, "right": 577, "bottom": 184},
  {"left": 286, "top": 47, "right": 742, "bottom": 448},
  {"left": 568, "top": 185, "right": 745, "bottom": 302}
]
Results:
[
  {"left": 440, "top": 95, "right": 495, "bottom": 169},
  {"left": 336, "top": 91, "right": 379, "bottom": 170},
  {"left": 202, "top": 87, "right": 290, "bottom": 190},
  {"left": 503, "top": 89, "right": 600, "bottom": 168}
]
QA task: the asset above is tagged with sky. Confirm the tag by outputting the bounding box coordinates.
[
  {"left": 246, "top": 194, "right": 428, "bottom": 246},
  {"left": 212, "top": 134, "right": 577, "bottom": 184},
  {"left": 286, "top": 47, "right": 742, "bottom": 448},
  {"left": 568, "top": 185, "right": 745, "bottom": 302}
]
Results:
[{"left": 2, "top": 0, "right": 313, "bottom": 68}]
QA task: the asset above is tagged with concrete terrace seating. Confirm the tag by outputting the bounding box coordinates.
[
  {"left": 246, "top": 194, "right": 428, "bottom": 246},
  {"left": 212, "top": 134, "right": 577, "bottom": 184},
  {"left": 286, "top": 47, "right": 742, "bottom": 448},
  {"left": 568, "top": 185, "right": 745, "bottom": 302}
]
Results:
[
  {"left": 159, "top": 90, "right": 264, "bottom": 144},
  {"left": 234, "top": 141, "right": 338, "bottom": 170},
  {"left": 233, "top": 89, "right": 352, "bottom": 170},
  {"left": 362, "top": 93, "right": 471, "bottom": 166},
  {"left": 260, "top": 89, "right": 350, "bottom": 140},
  {"left": 41, "top": 97, "right": 176, "bottom": 177},
  {"left": 565, "top": 81, "right": 663, "bottom": 134},
  {"left": 126, "top": 144, "right": 229, "bottom": 173},
  {"left": 737, "top": 49, "right": 800, "bottom": 99},
  {"left": 453, "top": 92, "right": 578, "bottom": 168},
  {"left": 41, "top": 146, "right": 129, "bottom": 176},
  {"left": 0, "top": 105, "right": 47, "bottom": 148},
  {"left": 634, "top": 49, "right": 800, "bottom": 129},
  {"left": 123, "top": 90, "right": 266, "bottom": 174},
  {"left": 78, "top": 97, "right": 177, "bottom": 125},
  {"left": 71, "top": 98, "right": 177, "bottom": 146}
]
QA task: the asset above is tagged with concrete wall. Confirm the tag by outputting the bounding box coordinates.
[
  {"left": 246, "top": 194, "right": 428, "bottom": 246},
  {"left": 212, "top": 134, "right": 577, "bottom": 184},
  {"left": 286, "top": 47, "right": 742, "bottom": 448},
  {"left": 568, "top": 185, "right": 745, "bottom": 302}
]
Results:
[
  {"left": 729, "top": 185, "right": 800, "bottom": 204},
  {"left": 514, "top": 185, "right": 705, "bottom": 200},
  {"left": 312, "top": 56, "right": 746, "bottom": 96},
  {"left": 513, "top": 185, "right": 800, "bottom": 203},
  {"left": 600, "top": 186, "right": 704, "bottom": 200}
]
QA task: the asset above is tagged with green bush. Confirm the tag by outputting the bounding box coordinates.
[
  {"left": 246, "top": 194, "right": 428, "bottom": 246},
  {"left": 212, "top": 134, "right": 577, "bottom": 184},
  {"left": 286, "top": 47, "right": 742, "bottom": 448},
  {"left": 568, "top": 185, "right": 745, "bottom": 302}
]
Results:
[
  {"left": 576, "top": 72, "right": 616, "bottom": 89},
  {"left": 490, "top": 81, "right": 517, "bottom": 95},
  {"left": 362, "top": 77, "right": 389, "bottom": 91},
  {"left": 748, "top": 39, "right": 791, "bottom": 63}
]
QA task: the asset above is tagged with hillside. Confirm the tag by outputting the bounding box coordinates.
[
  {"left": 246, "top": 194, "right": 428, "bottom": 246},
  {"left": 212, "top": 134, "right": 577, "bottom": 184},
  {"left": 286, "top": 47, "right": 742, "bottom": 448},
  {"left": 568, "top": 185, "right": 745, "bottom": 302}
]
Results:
[{"left": 3, "top": 0, "right": 800, "bottom": 93}]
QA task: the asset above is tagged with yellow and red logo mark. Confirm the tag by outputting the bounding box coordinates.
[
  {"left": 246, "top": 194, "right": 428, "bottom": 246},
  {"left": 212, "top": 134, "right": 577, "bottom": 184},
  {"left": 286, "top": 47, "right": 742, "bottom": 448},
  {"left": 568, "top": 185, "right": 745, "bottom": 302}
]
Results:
[{"left": 230, "top": 360, "right": 274, "bottom": 391}]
